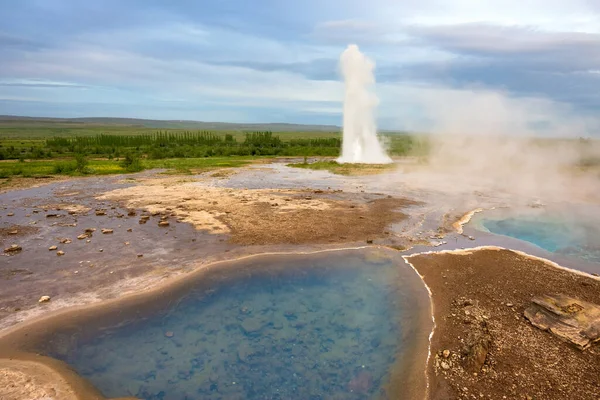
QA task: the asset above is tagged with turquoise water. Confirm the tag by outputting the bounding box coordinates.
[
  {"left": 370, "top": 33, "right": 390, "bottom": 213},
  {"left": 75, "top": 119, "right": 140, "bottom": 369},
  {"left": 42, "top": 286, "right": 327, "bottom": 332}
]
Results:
[
  {"left": 43, "top": 251, "right": 427, "bottom": 400},
  {"left": 479, "top": 211, "right": 600, "bottom": 264}
]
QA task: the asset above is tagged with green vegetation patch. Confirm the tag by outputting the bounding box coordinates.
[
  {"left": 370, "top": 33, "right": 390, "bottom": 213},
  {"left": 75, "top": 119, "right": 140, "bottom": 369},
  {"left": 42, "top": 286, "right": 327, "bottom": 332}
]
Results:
[{"left": 288, "top": 161, "right": 397, "bottom": 176}]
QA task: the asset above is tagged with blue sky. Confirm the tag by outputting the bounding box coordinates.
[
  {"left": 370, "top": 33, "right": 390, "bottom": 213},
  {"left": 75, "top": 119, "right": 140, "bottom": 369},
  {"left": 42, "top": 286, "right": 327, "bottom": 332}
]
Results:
[{"left": 1, "top": 0, "right": 599, "bottom": 135}]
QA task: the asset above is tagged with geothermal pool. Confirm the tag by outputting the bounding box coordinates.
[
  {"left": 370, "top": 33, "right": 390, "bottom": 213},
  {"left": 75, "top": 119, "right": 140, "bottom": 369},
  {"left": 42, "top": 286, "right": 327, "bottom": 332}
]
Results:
[
  {"left": 474, "top": 208, "right": 600, "bottom": 264},
  {"left": 10, "top": 249, "right": 430, "bottom": 400}
]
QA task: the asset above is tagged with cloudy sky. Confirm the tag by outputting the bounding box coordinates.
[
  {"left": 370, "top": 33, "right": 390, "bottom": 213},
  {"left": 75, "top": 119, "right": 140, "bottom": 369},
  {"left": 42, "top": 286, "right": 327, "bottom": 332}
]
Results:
[{"left": 1, "top": 0, "right": 599, "bottom": 135}]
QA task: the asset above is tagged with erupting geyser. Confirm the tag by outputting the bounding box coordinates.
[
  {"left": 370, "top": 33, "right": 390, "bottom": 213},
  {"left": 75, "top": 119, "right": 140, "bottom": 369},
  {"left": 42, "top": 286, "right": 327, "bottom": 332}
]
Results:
[{"left": 337, "top": 44, "right": 392, "bottom": 164}]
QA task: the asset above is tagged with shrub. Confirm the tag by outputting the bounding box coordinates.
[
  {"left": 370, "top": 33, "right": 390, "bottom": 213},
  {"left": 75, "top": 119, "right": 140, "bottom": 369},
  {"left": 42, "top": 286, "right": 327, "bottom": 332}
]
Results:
[
  {"left": 74, "top": 153, "right": 89, "bottom": 174},
  {"left": 121, "top": 152, "right": 143, "bottom": 172}
]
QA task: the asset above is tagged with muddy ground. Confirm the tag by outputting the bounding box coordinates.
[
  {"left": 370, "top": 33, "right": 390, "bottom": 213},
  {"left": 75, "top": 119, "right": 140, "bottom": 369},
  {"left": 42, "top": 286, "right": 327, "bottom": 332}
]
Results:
[{"left": 406, "top": 248, "right": 600, "bottom": 400}]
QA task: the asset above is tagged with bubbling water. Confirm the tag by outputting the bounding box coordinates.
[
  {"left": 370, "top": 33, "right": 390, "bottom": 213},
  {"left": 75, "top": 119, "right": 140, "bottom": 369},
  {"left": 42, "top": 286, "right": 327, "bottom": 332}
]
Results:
[{"left": 337, "top": 44, "right": 392, "bottom": 164}]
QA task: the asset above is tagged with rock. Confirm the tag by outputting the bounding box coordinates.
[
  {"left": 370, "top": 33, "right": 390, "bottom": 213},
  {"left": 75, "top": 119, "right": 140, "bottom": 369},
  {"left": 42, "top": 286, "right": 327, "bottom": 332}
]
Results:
[
  {"left": 127, "top": 210, "right": 136, "bottom": 216},
  {"left": 506, "top": 303, "right": 514, "bottom": 307},
  {"left": 101, "top": 229, "right": 113, "bottom": 234},
  {"left": 240, "top": 318, "right": 266, "bottom": 335},
  {"left": 158, "top": 221, "right": 170, "bottom": 227},
  {"left": 48, "top": 245, "right": 58, "bottom": 251},
  {"left": 464, "top": 333, "right": 491, "bottom": 372},
  {"left": 56, "top": 250, "right": 65, "bottom": 256},
  {"left": 77, "top": 233, "right": 90, "bottom": 240},
  {"left": 8, "top": 230, "right": 18, "bottom": 235},
  {"left": 160, "top": 215, "right": 168, "bottom": 221},
  {"left": 524, "top": 294, "right": 600, "bottom": 350},
  {"left": 442, "top": 349, "right": 451, "bottom": 358},
  {"left": 348, "top": 371, "right": 373, "bottom": 394},
  {"left": 7, "top": 212, "right": 14, "bottom": 216},
  {"left": 124, "top": 242, "right": 130, "bottom": 245},
  {"left": 38, "top": 296, "right": 51, "bottom": 303},
  {"left": 441, "top": 361, "right": 450, "bottom": 370},
  {"left": 85, "top": 228, "right": 96, "bottom": 233},
  {"left": 137, "top": 254, "right": 143, "bottom": 258},
  {"left": 95, "top": 210, "right": 106, "bottom": 216},
  {"left": 4, "top": 245, "right": 22, "bottom": 254},
  {"left": 366, "top": 239, "right": 373, "bottom": 244},
  {"left": 237, "top": 343, "right": 255, "bottom": 362},
  {"left": 164, "top": 331, "right": 174, "bottom": 338},
  {"left": 59, "top": 238, "right": 71, "bottom": 244},
  {"left": 127, "top": 228, "right": 132, "bottom": 232}
]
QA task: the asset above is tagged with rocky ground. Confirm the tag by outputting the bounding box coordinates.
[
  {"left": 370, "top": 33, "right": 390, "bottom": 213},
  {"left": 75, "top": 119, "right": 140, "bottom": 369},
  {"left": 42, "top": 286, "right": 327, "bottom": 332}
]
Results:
[
  {"left": 1, "top": 163, "right": 600, "bottom": 400},
  {"left": 406, "top": 248, "right": 600, "bottom": 400}
]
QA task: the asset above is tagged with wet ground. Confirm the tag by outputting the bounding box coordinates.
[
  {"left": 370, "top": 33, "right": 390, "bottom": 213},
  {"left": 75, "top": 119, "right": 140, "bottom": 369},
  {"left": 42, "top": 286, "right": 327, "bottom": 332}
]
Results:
[
  {"left": 2, "top": 160, "right": 599, "bottom": 332},
  {"left": 1, "top": 159, "right": 600, "bottom": 400}
]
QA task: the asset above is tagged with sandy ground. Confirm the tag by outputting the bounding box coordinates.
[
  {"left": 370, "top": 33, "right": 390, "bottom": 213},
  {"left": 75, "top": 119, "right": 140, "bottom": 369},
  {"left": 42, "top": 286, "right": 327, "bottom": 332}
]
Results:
[
  {"left": 406, "top": 248, "right": 600, "bottom": 400},
  {"left": 98, "top": 177, "right": 416, "bottom": 245},
  {"left": 0, "top": 359, "right": 81, "bottom": 400}
]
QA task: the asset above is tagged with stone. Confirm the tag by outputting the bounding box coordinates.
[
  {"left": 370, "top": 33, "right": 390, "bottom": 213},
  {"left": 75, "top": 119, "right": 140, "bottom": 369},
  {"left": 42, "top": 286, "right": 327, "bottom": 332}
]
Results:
[
  {"left": 127, "top": 210, "right": 137, "bottom": 216},
  {"left": 4, "top": 245, "right": 22, "bottom": 254},
  {"left": 366, "top": 239, "right": 373, "bottom": 244},
  {"left": 85, "top": 228, "right": 96, "bottom": 233},
  {"left": 464, "top": 333, "right": 491, "bottom": 372},
  {"left": 524, "top": 294, "right": 600, "bottom": 350},
  {"left": 77, "top": 233, "right": 89, "bottom": 240},
  {"left": 240, "top": 318, "right": 266, "bottom": 334},
  {"left": 38, "top": 296, "right": 51, "bottom": 303},
  {"left": 158, "top": 221, "right": 170, "bottom": 227},
  {"left": 441, "top": 361, "right": 450, "bottom": 370},
  {"left": 8, "top": 230, "right": 18, "bottom": 235},
  {"left": 127, "top": 228, "right": 132, "bottom": 232},
  {"left": 101, "top": 229, "right": 113, "bottom": 234},
  {"left": 442, "top": 349, "right": 451, "bottom": 358},
  {"left": 7, "top": 212, "right": 14, "bottom": 216},
  {"left": 95, "top": 210, "right": 106, "bottom": 216},
  {"left": 137, "top": 254, "right": 143, "bottom": 258},
  {"left": 164, "top": 331, "right": 174, "bottom": 338},
  {"left": 46, "top": 213, "right": 60, "bottom": 218},
  {"left": 59, "top": 238, "right": 71, "bottom": 244},
  {"left": 56, "top": 250, "right": 65, "bottom": 256},
  {"left": 48, "top": 245, "right": 58, "bottom": 251},
  {"left": 506, "top": 303, "right": 514, "bottom": 308}
]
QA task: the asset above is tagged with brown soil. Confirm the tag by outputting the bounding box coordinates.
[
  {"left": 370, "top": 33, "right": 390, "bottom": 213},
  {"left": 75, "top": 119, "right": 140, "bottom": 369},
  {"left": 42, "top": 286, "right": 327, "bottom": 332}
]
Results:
[
  {"left": 0, "top": 225, "right": 40, "bottom": 243},
  {"left": 0, "top": 176, "right": 65, "bottom": 194},
  {"left": 99, "top": 179, "right": 415, "bottom": 245},
  {"left": 406, "top": 248, "right": 600, "bottom": 400}
]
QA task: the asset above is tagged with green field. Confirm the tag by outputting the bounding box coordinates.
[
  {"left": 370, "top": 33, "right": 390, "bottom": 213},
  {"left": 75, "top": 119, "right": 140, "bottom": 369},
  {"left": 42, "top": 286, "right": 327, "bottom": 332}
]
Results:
[{"left": 0, "top": 119, "right": 430, "bottom": 178}]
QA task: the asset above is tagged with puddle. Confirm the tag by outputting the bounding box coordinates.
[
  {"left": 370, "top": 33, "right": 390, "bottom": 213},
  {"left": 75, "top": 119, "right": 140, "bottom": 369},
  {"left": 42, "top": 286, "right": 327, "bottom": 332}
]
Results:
[
  {"left": 0, "top": 248, "right": 431, "bottom": 400},
  {"left": 471, "top": 206, "right": 600, "bottom": 265}
]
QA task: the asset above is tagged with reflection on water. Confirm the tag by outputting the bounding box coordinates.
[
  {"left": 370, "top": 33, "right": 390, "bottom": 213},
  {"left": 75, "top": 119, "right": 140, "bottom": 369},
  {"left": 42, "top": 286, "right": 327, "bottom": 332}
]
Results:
[
  {"left": 476, "top": 209, "right": 600, "bottom": 264},
  {"left": 42, "top": 251, "right": 428, "bottom": 400}
]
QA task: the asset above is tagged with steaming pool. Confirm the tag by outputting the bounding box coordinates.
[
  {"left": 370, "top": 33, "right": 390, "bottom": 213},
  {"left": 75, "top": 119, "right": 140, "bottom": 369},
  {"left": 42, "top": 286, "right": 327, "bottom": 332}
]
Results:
[
  {"left": 472, "top": 207, "right": 600, "bottom": 265},
  {"left": 0, "top": 249, "right": 431, "bottom": 400}
]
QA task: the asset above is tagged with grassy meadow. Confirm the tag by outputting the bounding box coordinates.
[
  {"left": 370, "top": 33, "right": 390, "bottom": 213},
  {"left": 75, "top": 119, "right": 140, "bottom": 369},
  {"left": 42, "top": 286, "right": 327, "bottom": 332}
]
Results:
[{"left": 0, "top": 119, "right": 430, "bottom": 178}]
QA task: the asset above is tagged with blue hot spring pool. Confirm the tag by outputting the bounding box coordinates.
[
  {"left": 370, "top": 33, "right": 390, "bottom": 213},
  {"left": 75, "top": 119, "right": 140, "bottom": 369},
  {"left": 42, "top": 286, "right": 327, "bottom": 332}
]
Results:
[
  {"left": 474, "top": 208, "right": 600, "bottom": 264},
  {"left": 30, "top": 249, "right": 430, "bottom": 400}
]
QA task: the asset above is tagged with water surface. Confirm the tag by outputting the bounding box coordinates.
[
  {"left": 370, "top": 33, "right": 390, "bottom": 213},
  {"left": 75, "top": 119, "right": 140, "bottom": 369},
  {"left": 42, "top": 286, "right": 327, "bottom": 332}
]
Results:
[
  {"left": 474, "top": 207, "right": 600, "bottom": 264},
  {"left": 29, "top": 249, "right": 429, "bottom": 400}
]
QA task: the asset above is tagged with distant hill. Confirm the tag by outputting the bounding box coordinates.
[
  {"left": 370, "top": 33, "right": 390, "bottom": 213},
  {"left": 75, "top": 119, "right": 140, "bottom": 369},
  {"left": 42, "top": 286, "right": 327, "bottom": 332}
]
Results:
[{"left": 0, "top": 115, "right": 341, "bottom": 132}]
